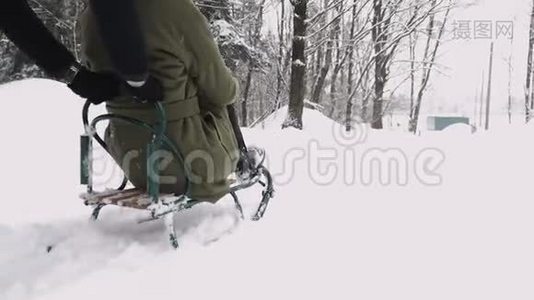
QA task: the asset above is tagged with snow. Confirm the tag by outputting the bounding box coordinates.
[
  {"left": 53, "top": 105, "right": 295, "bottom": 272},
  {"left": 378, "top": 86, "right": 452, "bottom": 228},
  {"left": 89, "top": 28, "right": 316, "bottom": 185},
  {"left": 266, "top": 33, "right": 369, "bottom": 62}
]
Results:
[
  {"left": 1, "top": 79, "right": 534, "bottom": 300},
  {"left": 211, "top": 20, "right": 235, "bottom": 39},
  {"left": 210, "top": 19, "right": 249, "bottom": 50},
  {"left": 441, "top": 123, "right": 474, "bottom": 135},
  {"left": 292, "top": 59, "right": 306, "bottom": 67}
]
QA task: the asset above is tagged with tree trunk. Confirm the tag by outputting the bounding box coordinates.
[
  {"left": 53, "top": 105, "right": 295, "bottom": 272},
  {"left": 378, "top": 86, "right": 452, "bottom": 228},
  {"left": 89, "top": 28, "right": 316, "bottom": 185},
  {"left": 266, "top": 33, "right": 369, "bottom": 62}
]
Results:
[
  {"left": 485, "top": 42, "right": 494, "bottom": 130},
  {"left": 310, "top": 0, "right": 333, "bottom": 105},
  {"left": 328, "top": 0, "right": 343, "bottom": 114},
  {"left": 526, "top": 0, "right": 534, "bottom": 123},
  {"left": 241, "top": 0, "right": 265, "bottom": 127},
  {"left": 241, "top": 69, "right": 253, "bottom": 126},
  {"left": 282, "top": 0, "right": 308, "bottom": 130},
  {"left": 409, "top": 1, "right": 435, "bottom": 133},
  {"left": 310, "top": 48, "right": 332, "bottom": 104},
  {"left": 409, "top": 0, "right": 449, "bottom": 134},
  {"left": 507, "top": 44, "right": 513, "bottom": 124},
  {"left": 275, "top": 0, "right": 286, "bottom": 110},
  {"left": 308, "top": 46, "right": 321, "bottom": 98},
  {"left": 361, "top": 70, "right": 371, "bottom": 121},
  {"left": 408, "top": 1, "right": 421, "bottom": 122},
  {"left": 372, "top": 74, "right": 385, "bottom": 129},
  {"left": 479, "top": 73, "right": 485, "bottom": 129},
  {"left": 371, "top": 0, "right": 385, "bottom": 129},
  {"left": 409, "top": 31, "right": 416, "bottom": 121},
  {"left": 345, "top": 0, "right": 357, "bottom": 131}
]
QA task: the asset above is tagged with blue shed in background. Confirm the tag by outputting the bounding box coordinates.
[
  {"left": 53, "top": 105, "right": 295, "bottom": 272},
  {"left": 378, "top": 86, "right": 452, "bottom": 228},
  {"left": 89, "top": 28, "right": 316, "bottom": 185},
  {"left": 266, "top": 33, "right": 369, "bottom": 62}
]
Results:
[{"left": 427, "top": 116, "right": 470, "bottom": 131}]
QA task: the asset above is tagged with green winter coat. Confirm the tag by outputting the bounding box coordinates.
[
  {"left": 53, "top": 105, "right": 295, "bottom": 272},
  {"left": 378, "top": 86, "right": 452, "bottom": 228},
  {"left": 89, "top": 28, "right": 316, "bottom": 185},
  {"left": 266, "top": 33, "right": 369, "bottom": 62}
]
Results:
[{"left": 80, "top": 0, "right": 240, "bottom": 202}]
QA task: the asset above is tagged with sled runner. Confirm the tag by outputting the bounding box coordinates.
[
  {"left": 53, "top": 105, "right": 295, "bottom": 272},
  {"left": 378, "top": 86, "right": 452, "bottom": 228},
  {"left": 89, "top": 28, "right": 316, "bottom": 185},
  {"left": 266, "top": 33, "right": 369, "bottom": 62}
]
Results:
[{"left": 79, "top": 101, "right": 274, "bottom": 248}]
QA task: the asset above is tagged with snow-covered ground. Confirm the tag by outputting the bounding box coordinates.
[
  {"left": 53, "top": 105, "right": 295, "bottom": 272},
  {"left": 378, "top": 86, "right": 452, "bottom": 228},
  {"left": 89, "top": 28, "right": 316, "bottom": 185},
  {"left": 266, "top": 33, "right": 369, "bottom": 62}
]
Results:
[{"left": 1, "top": 79, "right": 533, "bottom": 300}]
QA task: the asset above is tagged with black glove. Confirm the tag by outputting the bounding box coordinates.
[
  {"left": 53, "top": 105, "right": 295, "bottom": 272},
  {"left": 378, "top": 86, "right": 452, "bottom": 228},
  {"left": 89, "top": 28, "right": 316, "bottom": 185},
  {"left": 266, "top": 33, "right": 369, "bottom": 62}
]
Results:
[
  {"left": 126, "top": 75, "right": 164, "bottom": 103},
  {"left": 68, "top": 67, "right": 122, "bottom": 104}
]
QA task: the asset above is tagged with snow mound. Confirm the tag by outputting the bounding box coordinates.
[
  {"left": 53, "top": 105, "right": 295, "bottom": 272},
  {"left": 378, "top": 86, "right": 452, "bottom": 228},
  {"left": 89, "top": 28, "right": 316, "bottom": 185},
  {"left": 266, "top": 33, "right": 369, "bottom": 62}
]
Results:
[
  {"left": 259, "top": 105, "right": 341, "bottom": 132},
  {"left": 441, "top": 122, "right": 474, "bottom": 135}
]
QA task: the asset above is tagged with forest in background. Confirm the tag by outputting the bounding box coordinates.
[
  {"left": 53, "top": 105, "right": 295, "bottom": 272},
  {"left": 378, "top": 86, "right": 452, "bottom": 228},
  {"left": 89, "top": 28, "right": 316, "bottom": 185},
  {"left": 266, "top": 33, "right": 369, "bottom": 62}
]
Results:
[{"left": 3, "top": 0, "right": 519, "bottom": 133}]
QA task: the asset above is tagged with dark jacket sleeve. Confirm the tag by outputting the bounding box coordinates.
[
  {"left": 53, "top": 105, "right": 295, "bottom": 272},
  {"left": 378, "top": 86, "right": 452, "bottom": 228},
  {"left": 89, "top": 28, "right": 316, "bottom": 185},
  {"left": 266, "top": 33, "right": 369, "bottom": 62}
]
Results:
[
  {"left": 89, "top": 0, "right": 148, "bottom": 82},
  {"left": 0, "top": 0, "right": 76, "bottom": 77}
]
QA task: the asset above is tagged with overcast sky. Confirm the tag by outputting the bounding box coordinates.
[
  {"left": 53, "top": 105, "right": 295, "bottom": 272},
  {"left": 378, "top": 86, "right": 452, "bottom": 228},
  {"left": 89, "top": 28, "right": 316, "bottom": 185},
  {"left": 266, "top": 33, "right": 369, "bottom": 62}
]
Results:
[{"left": 429, "top": 0, "right": 531, "bottom": 115}]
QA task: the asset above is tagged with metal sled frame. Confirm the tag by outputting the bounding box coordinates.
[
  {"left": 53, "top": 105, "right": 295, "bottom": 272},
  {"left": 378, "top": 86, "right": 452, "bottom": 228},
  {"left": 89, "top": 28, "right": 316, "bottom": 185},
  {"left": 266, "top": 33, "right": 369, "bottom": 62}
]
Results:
[{"left": 79, "top": 101, "right": 274, "bottom": 248}]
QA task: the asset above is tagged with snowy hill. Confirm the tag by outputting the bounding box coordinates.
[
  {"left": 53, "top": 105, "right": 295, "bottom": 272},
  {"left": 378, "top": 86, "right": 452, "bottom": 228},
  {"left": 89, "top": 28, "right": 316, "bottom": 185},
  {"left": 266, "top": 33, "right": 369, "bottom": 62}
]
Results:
[
  {"left": 1, "top": 79, "right": 534, "bottom": 300},
  {"left": 258, "top": 105, "right": 342, "bottom": 131}
]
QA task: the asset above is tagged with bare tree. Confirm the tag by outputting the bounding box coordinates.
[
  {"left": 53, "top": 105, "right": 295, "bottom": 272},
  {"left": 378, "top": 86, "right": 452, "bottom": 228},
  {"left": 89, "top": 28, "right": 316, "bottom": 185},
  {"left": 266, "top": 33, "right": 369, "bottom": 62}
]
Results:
[
  {"left": 328, "top": 0, "right": 344, "bottom": 111},
  {"left": 275, "top": 0, "right": 288, "bottom": 111},
  {"left": 241, "top": 0, "right": 266, "bottom": 126},
  {"left": 525, "top": 0, "right": 534, "bottom": 123},
  {"left": 507, "top": 40, "right": 514, "bottom": 124},
  {"left": 360, "top": 0, "right": 446, "bottom": 130},
  {"left": 282, "top": 0, "right": 308, "bottom": 130},
  {"left": 408, "top": 1, "right": 421, "bottom": 122},
  {"left": 409, "top": 0, "right": 451, "bottom": 133},
  {"left": 309, "top": 0, "right": 336, "bottom": 105},
  {"left": 345, "top": 0, "right": 358, "bottom": 131},
  {"left": 484, "top": 42, "right": 494, "bottom": 130},
  {"left": 370, "top": 0, "right": 388, "bottom": 129}
]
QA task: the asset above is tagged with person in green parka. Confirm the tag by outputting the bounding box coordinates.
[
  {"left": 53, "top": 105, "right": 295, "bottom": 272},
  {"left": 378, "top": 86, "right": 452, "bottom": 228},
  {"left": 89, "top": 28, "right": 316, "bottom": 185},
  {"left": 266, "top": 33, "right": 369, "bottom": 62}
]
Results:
[{"left": 80, "top": 0, "right": 241, "bottom": 202}]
